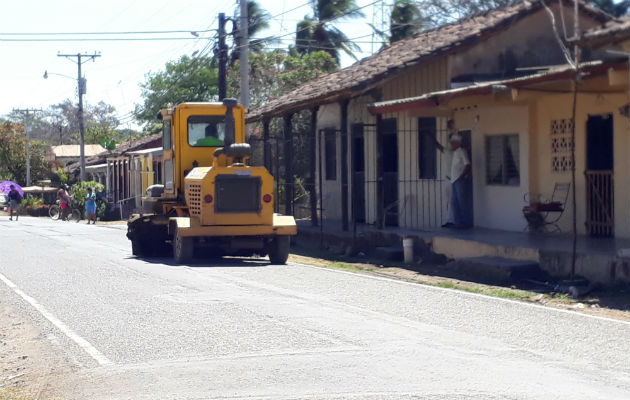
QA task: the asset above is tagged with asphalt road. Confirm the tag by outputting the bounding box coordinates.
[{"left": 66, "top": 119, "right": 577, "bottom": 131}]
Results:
[{"left": 0, "top": 216, "right": 628, "bottom": 400}]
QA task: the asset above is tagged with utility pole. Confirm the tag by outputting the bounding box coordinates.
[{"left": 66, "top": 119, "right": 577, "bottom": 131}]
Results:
[
  {"left": 239, "top": 0, "right": 249, "bottom": 108},
  {"left": 12, "top": 108, "right": 43, "bottom": 186},
  {"left": 218, "top": 13, "right": 228, "bottom": 100},
  {"left": 58, "top": 52, "right": 101, "bottom": 181}
]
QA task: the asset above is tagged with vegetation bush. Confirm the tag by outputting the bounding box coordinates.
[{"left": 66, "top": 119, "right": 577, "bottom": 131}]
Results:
[
  {"left": 70, "top": 181, "right": 105, "bottom": 217},
  {"left": 18, "top": 195, "right": 44, "bottom": 215}
]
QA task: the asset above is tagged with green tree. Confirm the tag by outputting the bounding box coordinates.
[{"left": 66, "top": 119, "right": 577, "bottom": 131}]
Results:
[
  {"left": 231, "top": 1, "right": 271, "bottom": 63},
  {"left": 417, "top": 0, "right": 628, "bottom": 26},
  {"left": 418, "top": 0, "right": 512, "bottom": 25},
  {"left": 0, "top": 122, "right": 50, "bottom": 185},
  {"left": 135, "top": 55, "right": 218, "bottom": 123},
  {"left": 586, "top": 0, "right": 629, "bottom": 17},
  {"left": 295, "top": 0, "right": 365, "bottom": 63},
  {"left": 48, "top": 100, "right": 121, "bottom": 145},
  {"left": 85, "top": 101, "right": 120, "bottom": 145},
  {"left": 390, "top": 0, "right": 424, "bottom": 43},
  {"left": 227, "top": 50, "right": 338, "bottom": 108},
  {"left": 228, "top": 50, "right": 337, "bottom": 185},
  {"left": 70, "top": 180, "right": 105, "bottom": 217}
]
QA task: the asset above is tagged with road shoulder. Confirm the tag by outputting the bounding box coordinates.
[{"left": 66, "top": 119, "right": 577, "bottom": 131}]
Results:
[
  {"left": 0, "top": 290, "right": 75, "bottom": 399},
  {"left": 289, "top": 248, "right": 630, "bottom": 321}
]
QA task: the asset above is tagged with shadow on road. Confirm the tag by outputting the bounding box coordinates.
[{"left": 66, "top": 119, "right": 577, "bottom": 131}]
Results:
[{"left": 130, "top": 250, "right": 272, "bottom": 268}]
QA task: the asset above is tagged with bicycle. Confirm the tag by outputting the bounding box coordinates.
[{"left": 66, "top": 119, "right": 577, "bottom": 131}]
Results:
[{"left": 49, "top": 199, "right": 82, "bottom": 222}]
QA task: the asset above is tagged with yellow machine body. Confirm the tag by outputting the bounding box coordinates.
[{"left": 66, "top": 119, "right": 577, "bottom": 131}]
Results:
[
  {"left": 177, "top": 164, "right": 296, "bottom": 236},
  {"left": 127, "top": 100, "right": 296, "bottom": 264},
  {"left": 159, "top": 102, "right": 247, "bottom": 199}
]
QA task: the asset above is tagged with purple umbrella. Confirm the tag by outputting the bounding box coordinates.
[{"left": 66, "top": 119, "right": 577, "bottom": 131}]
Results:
[{"left": 0, "top": 181, "right": 24, "bottom": 197}]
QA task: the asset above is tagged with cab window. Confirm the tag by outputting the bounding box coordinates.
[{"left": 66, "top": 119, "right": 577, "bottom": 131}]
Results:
[
  {"left": 162, "top": 119, "right": 171, "bottom": 150},
  {"left": 188, "top": 115, "right": 225, "bottom": 147}
]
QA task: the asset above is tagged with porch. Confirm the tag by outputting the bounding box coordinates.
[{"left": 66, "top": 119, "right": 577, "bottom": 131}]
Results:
[{"left": 295, "top": 219, "right": 630, "bottom": 285}]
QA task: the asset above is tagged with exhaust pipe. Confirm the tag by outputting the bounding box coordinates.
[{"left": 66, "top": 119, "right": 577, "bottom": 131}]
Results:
[{"left": 223, "top": 98, "right": 238, "bottom": 147}]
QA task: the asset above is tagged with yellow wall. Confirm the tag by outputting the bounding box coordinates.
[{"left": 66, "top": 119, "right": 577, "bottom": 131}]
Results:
[
  {"left": 531, "top": 90, "right": 630, "bottom": 238},
  {"left": 454, "top": 105, "right": 531, "bottom": 231}
]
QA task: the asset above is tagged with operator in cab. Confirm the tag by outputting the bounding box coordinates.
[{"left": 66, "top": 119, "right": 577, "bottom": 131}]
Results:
[{"left": 195, "top": 122, "right": 224, "bottom": 147}]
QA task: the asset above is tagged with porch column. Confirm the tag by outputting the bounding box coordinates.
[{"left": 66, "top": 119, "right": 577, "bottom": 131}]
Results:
[
  {"left": 283, "top": 113, "right": 294, "bottom": 216},
  {"left": 376, "top": 114, "right": 384, "bottom": 229},
  {"left": 106, "top": 161, "right": 110, "bottom": 199},
  {"left": 114, "top": 160, "right": 119, "bottom": 203},
  {"left": 309, "top": 107, "right": 319, "bottom": 227},
  {"left": 263, "top": 118, "right": 271, "bottom": 172},
  {"left": 340, "top": 99, "right": 349, "bottom": 231}
]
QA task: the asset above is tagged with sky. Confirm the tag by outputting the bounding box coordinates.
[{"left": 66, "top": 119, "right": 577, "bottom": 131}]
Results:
[{"left": 0, "top": 0, "right": 382, "bottom": 130}]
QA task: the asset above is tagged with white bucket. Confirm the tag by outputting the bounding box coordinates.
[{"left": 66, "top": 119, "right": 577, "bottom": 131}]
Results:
[{"left": 402, "top": 238, "right": 414, "bottom": 263}]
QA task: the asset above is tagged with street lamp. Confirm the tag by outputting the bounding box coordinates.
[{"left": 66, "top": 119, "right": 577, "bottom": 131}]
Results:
[{"left": 43, "top": 70, "right": 75, "bottom": 81}]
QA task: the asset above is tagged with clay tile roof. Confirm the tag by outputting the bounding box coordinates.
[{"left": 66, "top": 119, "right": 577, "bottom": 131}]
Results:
[
  {"left": 247, "top": 0, "right": 610, "bottom": 122},
  {"left": 63, "top": 133, "right": 162, "bottom": 174},
  {"left": 49, "top": 144, "right": 106, "bottom": 158},
  {"left": 579, "top": 16, "right": 630, "bottom": 47},
  {"left": 110, "top": 133, "right": 162, "bottom": 155}
]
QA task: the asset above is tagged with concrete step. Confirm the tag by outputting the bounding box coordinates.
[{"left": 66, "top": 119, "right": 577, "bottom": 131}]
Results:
[
  {"left": 450, "top": 256, "right": 543, "bottom": 284},
  {"left": 373, "top": 246, "right": 404, "bottom": 262}
]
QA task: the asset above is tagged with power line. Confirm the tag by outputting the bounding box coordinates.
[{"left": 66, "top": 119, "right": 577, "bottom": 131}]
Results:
[
  {"left": 249, "top": 1, "right": 312, "bottom": 30},
  {"left": 234, "top": 0, "right": 381, "bottom": 53},
  {"left": 0, "top": 36, "right": 214, "bottom": 42},
  {"left": 0, "top": 29, "right": 216, "bottom": 36},
  {"left": 131, "top": 35, "right": 219, "bottom": 119}
]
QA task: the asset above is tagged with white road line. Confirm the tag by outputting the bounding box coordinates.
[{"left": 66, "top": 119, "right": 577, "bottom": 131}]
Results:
[
  {"left": 0, "top": 271, "right": 112, "bottom": 366},
  {"left": 290, "top": 262, "right": 630, "bottom": 326}
]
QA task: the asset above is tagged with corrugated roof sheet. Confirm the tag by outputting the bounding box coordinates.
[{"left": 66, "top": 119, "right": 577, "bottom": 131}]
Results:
[
  {"left": 580, "top": 15, "right": 630, "bottom": 46},
  {"left": 366, "top": 61, "right": 621, "bottom": 114},
  {"left": 49, "top": 144, "right": 106, "bottom": 158},
  {"left": 63, "top": 133, "right": 162, "bottom": 174},
  {"left": 247, "top": 0, "right": 610, "bottom": 122}
]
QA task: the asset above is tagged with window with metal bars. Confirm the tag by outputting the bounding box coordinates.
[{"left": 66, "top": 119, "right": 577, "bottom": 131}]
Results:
[
  {"left": 324, "top": 129, "right": 337, "bottom": 181},
  {"left": 485, "top": 134, "right": 520, "bottom": 186},
  {"left": 418, "top": 117, "right": 437, "bottom": 179}
]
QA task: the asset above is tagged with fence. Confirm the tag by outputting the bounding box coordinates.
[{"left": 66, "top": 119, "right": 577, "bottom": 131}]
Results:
[
  {"left": 249, "top": 118, "right": 453, "bottom": 235},
  {"left": 585, "top": 170, "right": 614, "bottom": 237}
]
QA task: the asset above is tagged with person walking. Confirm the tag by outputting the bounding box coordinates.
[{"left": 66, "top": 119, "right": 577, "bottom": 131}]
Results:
[
  {"left": 85, "top": 188, "right": 97, "bottom": 224},
  {"left": 57, "top": 186, "right": 71, "bottom": 221},
  {"left": 8, "top": 185, "right": 22, "bottom": 221}
]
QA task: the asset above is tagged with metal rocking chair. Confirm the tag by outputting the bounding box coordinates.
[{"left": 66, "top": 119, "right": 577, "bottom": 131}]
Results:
[{"left": 522, "top": 182, "right": 570, "bottom": 233}]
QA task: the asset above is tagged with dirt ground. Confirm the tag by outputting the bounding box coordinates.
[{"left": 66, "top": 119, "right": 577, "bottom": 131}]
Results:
[
  {"left": 0, "top": 302, "right": 72, "bottom": 400},
  {"left": 289, "top": 247, "right": 630, "bottom": 321}
]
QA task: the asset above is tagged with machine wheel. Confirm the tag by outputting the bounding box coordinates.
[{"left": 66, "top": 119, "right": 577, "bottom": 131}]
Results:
[
  {"left": 173, "top": 230, "right": 193, "bottom": 264},
  {"left": 131, "top": 239, "right": 146, "bottom": 257},
  {"left": 268, "top": 236, "right": 290, "bottom": 265}
]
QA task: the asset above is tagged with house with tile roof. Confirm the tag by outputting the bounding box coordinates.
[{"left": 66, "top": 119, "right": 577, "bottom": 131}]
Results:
[
  {"left": 64, "top": 133, "right": 162, "bottom": 218},
  {"left": 362, "top": 14, "right": 630, "bottom": 241},
  {"left": 247, "top": 0, "right": 620, "bottom": 237},
  {"left": 45, "top": 144, "right": 106, "bottom": 169}
]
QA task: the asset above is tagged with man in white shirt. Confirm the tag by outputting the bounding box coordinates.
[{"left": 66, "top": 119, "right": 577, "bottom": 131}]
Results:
[{"left": 444, "top": 134, "right": 472, "bottom": 228}]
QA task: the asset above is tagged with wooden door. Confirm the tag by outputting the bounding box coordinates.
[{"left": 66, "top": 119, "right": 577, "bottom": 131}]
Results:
[{"left": 585, "top": 115, "right": 614, "bottom": 237}]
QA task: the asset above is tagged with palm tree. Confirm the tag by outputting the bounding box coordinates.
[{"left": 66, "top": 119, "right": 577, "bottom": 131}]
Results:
[
  {"left": 390, "top": 0, "right": 423, "bottom": 43},
  {"left": 231, "top": 1, "right": 271, "bottom": 64},
  {"left": 295, "top": 0, "right": 365, "bottom": 63},
  {"left": 586, "top": 0, "right": 629, "bottom": 17}
]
